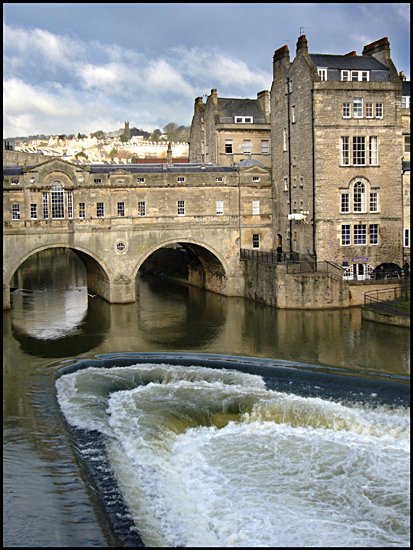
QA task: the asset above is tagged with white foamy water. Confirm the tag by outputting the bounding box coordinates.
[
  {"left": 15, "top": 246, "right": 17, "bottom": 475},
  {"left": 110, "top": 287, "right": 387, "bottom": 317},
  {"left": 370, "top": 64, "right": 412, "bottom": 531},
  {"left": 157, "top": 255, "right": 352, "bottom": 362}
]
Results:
[{"left": 56, "top": 364, "right": 410, "bottom": 547}]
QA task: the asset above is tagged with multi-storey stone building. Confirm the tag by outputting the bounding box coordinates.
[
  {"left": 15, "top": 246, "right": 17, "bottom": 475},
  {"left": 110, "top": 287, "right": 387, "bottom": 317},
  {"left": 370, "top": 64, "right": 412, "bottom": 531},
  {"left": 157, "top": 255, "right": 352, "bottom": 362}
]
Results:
[
  {"left": 189, "top": 89, "right": 271, "bottom": 167},
  {"left": 271, "top": 35, "right": 406, "bottom": 279}
]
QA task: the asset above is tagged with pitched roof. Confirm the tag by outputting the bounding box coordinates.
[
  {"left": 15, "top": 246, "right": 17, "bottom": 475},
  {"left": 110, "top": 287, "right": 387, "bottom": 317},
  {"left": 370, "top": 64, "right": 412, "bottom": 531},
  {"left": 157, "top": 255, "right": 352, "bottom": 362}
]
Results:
[
  {"left": 217, "top": 98, "right": 265, "bottom": 119},
  {"left": 309, "top": 54, "right": 390, "bottom": 72},
  {"left": 402, "top": 81, "right": 410, "bottom": 96}
]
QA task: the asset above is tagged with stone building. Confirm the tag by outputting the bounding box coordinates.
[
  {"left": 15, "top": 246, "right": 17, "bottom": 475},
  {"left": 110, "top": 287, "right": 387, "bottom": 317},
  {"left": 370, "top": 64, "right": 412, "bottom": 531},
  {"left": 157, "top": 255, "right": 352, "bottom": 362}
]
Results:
[
  {"left": 271, "top": 35, "right": 406, "bottom": 279},
  {"left": 401, "top": 78, "right": 410, "bottom": 264},
  {"left": 189, "top": 89, "right": 271, "bottom": 167}
]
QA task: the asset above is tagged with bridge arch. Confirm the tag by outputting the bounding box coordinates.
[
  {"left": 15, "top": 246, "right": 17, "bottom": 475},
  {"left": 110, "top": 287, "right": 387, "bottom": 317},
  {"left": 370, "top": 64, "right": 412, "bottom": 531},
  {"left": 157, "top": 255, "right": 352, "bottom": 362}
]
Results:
[
  {"left": 5, "top": 243, "right": 113, "bottom": 301},
  {"left": 133, "top": 238, "right": 229, "bottom": 294}
]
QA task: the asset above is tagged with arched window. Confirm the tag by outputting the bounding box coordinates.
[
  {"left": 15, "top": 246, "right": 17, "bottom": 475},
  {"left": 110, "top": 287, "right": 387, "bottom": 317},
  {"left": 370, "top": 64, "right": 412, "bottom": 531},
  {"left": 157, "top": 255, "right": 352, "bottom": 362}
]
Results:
[
  {"left": 51, "top": 182, "right": 65, "bottom": 219},
  {"left": 353, "top": 181, "right": 366, "bottom": 212}
]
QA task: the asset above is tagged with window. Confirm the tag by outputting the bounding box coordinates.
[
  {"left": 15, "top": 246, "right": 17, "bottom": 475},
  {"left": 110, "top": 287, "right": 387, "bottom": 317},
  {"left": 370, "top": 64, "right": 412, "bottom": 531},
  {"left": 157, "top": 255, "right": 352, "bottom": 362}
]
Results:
[
  {"left": 369, "top": 224, "right": 379, "bottom": 245},
  {"left": 317, "top": 68, "right": 327, "bottom": 81},
  {"left": 404, "top": 228, "right": 410, "bottom": 248},
  {"left": 354, "top": 182, "right": 366, "bottom": 212},
  {"left": 369, "top": 136, "right": 378, "bottom": 165},
  {"left": 225, "top": 140, "right": 233, "bottom": 154},
  {"left": 51, "top": 183, "right": 65, "bottom": 219},
  {"left": 283, "top": 128, "right": 288, "bottom": 151},
  {"left": 291, "top": 105, "right": 296, "bottom": 123},
  {"left": 94, "top": 178, "right": 102, "bottom": 184},
  {"left": 177, "top": 177, "right": 185, "bottom": 183},
  {"left": 243, "top": 140, "right": 252, "bottom": 154},
  {"left": 253, "top": 176, "right": 260, "bottom": 182},
  {"left": 252, "top": 234, "right": 260, "bottom": 249},
  {"left": 138, "top": 201, "right": 146, "bottom": 217},
  {"left": 293, "top": 177, "right": 297, "bottom": 188},
  {"left": 284, "top": 177, "right": 289, "bottom": 191},
  {"left": 354, "top": 224, "right": 367, "bottom": 245},
  {"left": 116, "top": 242, "right": 126, "bottom": 253},
  {"left": 341, "top": 136, "right": 350, "bottom": 165},
  {"left": 97, "top": 202, "right": 104, "bottom": 218},
  {"left": 117, "top": 202, "right": 125, "bottom": 217},
  {"left": 261, "top": 140, "right": 269, "bottom": 154},
  {"left": 341, "top": 225, "right": 351, "bottom": 246},
  {"left": 137, "top": 177, "right": 145, "bottom": 183},
  {"left": 369, "top": 192, "right": 378, "bottom": 212},
  {"left": 215, "top": 177, "right": 223, "bottom": 182},
  {"left": 234, "top": 116, "right": 253, "bottom": 123},
  {"left": 343, "top": 102, "right": 351, "bottom": 118},
  {"left": 404, "top": 135, "right": 410, "bottom": 153},
  {"left": 341, "top": 70, "right": 350, "bottom": 81},
  {"left": 12, "top": 204, "right": 21, "bottom": 220},
  {"left": 30, "top": 204, "right": 37, "bottom": 219},
  {"left": 353, "top": 136, "right": 366, "bottom": 165},
  {"left": 341, "top": 192, "right": 350, "bottom": 213},
  {"left": 79, "top": 203, "right": 85, "bottom": 218},
  {"left": 376, "top": 103, "right": 383, "bottom": 118},
  {"left": 402, "top": 96, "right": 410, "bottom": 109},
  {"left": 299, "top": 176, "right": 304, "bottom": 188},
  {"left": 216, "top": 200, "right": 224, "bottom": 215},
  {"left": 10, "top": 179, "right": 19, "bottom": 185},
  {"left": 366, "top": 103, "right": 373, "bottom": 118},
  {"left": 177, "top": 200, "right": 185, "bottom": 216},
  {"left": 253, "top": 200, "right": 260, "bottom": 215},
  {"left": 353, "top": 98, "right": 363, "bottom": 118},
  {"left": 351, "top": 70, "right": 369, "bottom": 81},
  {"left": 67, "top": 191, "right": 73, "bottom": 219},
  {"left": 42, "top": 192, "right": 49, "bottom": 219}
]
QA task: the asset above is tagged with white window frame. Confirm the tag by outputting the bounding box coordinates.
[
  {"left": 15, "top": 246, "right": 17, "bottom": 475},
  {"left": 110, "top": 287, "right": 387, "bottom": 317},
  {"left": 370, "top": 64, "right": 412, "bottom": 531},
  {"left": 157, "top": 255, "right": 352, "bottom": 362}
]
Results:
[
  {"left": 283, "top": 128, "right": 288, "bottom": 151},
  {"left": 94, "top": 178, "right": 102, "bottom": 184},
  {"left": 215, "top": 177, "right": 223, "bottom": 182},
  {"left": 252, "top": 176, "right": 260, "bottom": 182},
  {"left": 351, "top": 70, "right": 369, "bottom": 81},
  {"left": 216, "top": 200, "right": 224, "bottom": 215},
  {"left": 51, "top": 182, "right": 65, "bottom": 219},
  {"left": 177, "top": 200, "right": 185, "bottom": 216},
  {"left": 30, "top": 204, "right": 37, "bottom": 220},
  {"left": 291, "top": 105, "right": 296, "bottom": 123},
  {"left": 67, "top": 191, "right": 73, "bottom": 219},
  {"left": 354, "top": 182, "right": 366, "bottom": 212},
  {"left": 343, "top": 102, "right": 351, "bottom": 118},
  {"left": 138, "top": 201, "right": 146, "bottom": 217},
  {"left": 284, "top": 177, "right": 289, "bottom": 191},
  {"left": 341, "top": 136, "right": 350, "bottom": 165},
  {"left": 317, "top": 68, "right": 328, "bottom": 81},
  {"left": 42, "top": 192, "right": 49, "bottom": 219},
  {"left": 261, "top": 140, "right": 269, "bottom": 154},
  {"left": 402, "top": 96, "right": 410, "bottom": 109},
  {"left": 404, "top": 228, "right": 410, "bottom": 248},
  {"left": 354, "top": 224, "right": 367, "bottom": 245},
  {"left": 365, "top": 102, "right": 373, "bottom": 118},
  {"left": 96, "top": 202, "right": 104, "bottom": 218},
  {"left": 252, "top": 200, "right": 260, "bottom": 215},
  {"left": 404, "top": 135, "right": 410, "bottom": 154},
  {"left": 353, "top": 98, "right": 363, "bottom": 118},
  {"left": 137, "top": 177, "right": 145, "bottom": 183},
  {"left": 369, "top": 136, "right": 378, "bottom": 165},
  {"left": 341, "top": 224, "right": 351, "bottom": 246},
  {"left": 369, "top": 192, "right": 378, "bottom": 212},
  {"left": 234, "top": 116, "right": 253, "bottom": 123},
  {"left": 340, "top": 192, "right": 350, "bottom": 213},
  {"left": 252, "top": 234, "right": 260, "bottom": 249},
  {"left": 117, "top": 201, "right": 125, "bottom": 217},
  {"left": 177, "top": 177, "right": 185, "bottom": 183},
  {"left": 341, "top": 70, "right": 350, "bottom": 81},
  {"left": 12, "top": 204, "right": 21, "bottom": 220},
  {"left": 225, "top": 140, "right": 233, "bottom": 154},
  {"left": 369, "top": 224, "right": 379, "bottom": 245},
  {"left": 375, "top": 103, "right": 383, "bottom": 118},
  {"left": 79, "top": 203, "right": 86, "bottom": 218},
  {"left": 353, "top": 136, "right": 366, "bottom": 165}
]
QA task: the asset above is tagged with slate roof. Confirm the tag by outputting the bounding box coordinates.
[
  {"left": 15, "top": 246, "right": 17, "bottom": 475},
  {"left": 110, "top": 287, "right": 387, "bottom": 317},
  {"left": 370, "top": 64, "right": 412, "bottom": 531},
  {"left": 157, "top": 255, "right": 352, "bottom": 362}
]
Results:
[
  {"left": 217, "top": 98, "right": 266, "bottom": 120},
  {"left": 309, "top": 54, "right": 390, "bottom": 72},
  {"left": 238, "top": 158, "right": 265, "bottom": 168},
  {"left": 402, "top": 81, "right": 410, "bottom": 96}
]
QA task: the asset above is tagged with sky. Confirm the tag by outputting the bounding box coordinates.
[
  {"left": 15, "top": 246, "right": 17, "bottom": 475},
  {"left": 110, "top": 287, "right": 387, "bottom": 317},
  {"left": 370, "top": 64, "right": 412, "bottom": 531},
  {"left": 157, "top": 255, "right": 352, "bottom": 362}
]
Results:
[{"left": 3, "top": 3, "right": 410, "bottom": 138}]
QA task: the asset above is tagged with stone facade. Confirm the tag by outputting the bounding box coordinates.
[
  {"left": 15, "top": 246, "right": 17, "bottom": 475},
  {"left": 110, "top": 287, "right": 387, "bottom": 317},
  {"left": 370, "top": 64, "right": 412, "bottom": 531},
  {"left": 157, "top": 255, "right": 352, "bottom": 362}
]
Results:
[
  {"left": 189, "top": 89, "right": 271, "bottom": 167},
  {"left": 271, "top": 36, "right": 406, "bottom": 277},
  {"left": 3, "top": 158, "right": 272, "bottom": 308}
]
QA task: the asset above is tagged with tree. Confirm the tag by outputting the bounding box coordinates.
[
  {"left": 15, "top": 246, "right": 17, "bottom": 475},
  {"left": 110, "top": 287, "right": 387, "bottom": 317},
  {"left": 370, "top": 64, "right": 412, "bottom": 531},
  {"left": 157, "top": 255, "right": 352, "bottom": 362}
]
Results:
[
  {"left": 163, "top": 122, "right": 179, "bottom": 140},
  {"left": 91, "top": 130, "right": 105, "bottom": 140},
  {"left": 108, "top": 147, "right": 118, "bottom": 159}
]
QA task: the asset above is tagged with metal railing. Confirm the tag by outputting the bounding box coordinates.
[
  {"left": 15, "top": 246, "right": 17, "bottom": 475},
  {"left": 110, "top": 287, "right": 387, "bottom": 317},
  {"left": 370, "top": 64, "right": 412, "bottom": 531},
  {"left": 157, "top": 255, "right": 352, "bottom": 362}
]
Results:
[
  {"left": 286, "top": 260, "right": 343, "bottom": 280},
  {"left": 240, "top": 249, "right": 299, "bottom": 264},
  {"left": 364, "top": 285, "right": 410, "bottom": 317}
]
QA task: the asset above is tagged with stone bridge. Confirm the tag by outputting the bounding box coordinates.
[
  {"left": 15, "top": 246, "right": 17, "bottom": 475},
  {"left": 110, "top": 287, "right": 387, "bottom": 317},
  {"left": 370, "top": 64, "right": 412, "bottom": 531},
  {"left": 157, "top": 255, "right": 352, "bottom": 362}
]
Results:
[{"left": 3, "top": 158, "right": 273, "bottom": 309}]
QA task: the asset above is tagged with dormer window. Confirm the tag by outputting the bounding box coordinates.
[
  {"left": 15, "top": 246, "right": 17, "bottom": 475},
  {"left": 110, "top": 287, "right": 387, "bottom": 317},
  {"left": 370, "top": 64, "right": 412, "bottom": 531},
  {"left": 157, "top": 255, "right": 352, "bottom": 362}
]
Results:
[
  {"left": 342, "top": 70, "right": 369, "bottom": 81},
  {"left": 317, "top": 68, "right": 328, "bottom": 81},
  {"left": 234, "top": 116, "right": 253, "bottom": 123}
]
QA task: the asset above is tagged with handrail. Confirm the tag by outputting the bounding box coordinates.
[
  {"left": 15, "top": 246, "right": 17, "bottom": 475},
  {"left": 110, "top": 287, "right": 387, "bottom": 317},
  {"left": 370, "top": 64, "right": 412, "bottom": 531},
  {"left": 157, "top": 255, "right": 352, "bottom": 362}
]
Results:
[{"left": 364, "top": 285, "right": 410, "bottom": 317}]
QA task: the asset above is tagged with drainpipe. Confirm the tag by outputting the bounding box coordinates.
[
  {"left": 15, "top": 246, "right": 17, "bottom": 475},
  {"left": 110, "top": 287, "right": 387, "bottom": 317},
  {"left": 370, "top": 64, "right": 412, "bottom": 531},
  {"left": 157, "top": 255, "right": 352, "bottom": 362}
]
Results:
[
  {"left": 311, "top": 86, "right": 317, "bottom": 269},
  {"left": 286, "top": 77, "right": 292, "bottom": 254}
]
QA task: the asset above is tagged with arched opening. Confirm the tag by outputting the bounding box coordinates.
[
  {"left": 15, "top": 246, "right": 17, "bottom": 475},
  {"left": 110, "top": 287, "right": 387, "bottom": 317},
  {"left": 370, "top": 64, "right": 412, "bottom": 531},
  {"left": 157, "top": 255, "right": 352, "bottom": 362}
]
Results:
[
  {"left": 136, "top": 241, "right": 227, "bottom": 295},
  {"left": 371, "top": 263, "right": 402, "bottom": 280},
  {"left": 8, "top": 245, "right": 111, "bottom": 303}
]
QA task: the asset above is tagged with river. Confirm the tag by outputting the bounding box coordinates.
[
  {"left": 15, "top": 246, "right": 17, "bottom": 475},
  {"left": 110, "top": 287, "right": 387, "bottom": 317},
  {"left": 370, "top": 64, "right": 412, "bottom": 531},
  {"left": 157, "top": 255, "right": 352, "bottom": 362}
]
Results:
[{"left": 3, "top": 248, "right": 410, "bottom": 547}]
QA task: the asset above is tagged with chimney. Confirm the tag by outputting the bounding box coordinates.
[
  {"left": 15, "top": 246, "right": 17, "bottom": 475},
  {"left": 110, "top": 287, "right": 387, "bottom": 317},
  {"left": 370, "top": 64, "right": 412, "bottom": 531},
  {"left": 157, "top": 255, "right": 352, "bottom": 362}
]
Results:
[
  {"left": 273, "top": 45, "right": 290, "bottom": 77},
  {"left": 399, "top": 71, "right": 407, "bottom": 81},
  {"left": 257, "top": 90, "right": 270, "bottom": 121},
  {"left": 296, "top": 34, "right": 308, "bottom": 55},
  {"left": 344, "top": 51, "right": 357, "bottom": 57},
  {"left": 362, "top": 37, "right": 390, "bottom": 59},
  {"left": 167, "top": 142, "right": 173, "bottom": 165}
]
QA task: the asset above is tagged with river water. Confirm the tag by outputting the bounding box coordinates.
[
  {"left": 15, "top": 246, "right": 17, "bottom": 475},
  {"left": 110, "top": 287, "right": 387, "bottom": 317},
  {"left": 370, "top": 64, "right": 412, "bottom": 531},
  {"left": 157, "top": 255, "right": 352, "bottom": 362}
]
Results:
[{"left": 3, "top": 248, "right": 410, "bottom": 547}]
